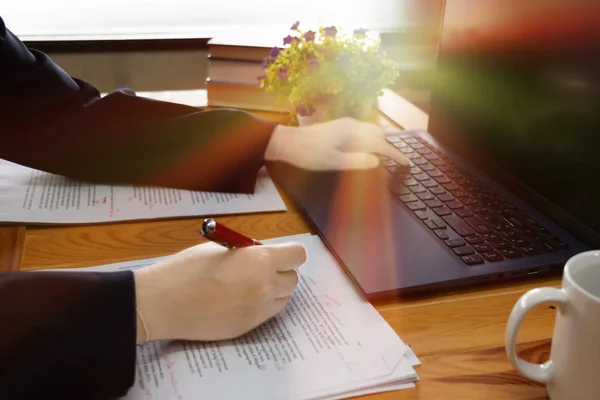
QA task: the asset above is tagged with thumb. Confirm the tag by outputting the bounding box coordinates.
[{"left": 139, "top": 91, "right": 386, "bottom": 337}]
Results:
[{"left": 331, "top": 152, "right": 380, "bottom": 170}]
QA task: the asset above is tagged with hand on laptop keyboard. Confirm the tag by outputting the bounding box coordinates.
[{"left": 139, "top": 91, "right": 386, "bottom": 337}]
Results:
[
  {"left": 265, "top": 118, "right": 410, "bottom": 171},
  {"left": 382, "top": 132, "right": 569, "bottom": 266}
]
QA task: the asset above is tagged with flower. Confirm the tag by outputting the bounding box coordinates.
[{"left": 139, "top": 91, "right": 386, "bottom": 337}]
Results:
[
  {"left": 353, "top": 28, "right": 368, "bottom": 37},
  {"left": 307, "top": 57, "right": 320, "bottom": 72},
  {"left": 283, "top": 35, "right": 297, "bottom": 45},
  {"left": 278, "top": 67, "right": 289, "bottom": 81},
  {"left": 269, "top": 46, "right": 281, "bottom": 58},
  {"left": 261, "top": 58, "right": 269, "bottom": 69},
  {"left": 303, "top": 30, "right": 316, "bottom": 42},
  {"left": 295, "top": 104, "right": 309, "bottom": 116},
  {"left": 323, "top": 26, "right": 337, "bottom": 38},
  {"left": 257, "top": 74, "right": 266, "bottom": 82},
  {"left": 290, "top": 21, "right": 300, "bottom": 31}
]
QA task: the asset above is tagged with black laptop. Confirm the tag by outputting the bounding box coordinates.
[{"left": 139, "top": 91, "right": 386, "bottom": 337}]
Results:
[{"left": 270, "top": 0, "right": 600, "bottom": 298}]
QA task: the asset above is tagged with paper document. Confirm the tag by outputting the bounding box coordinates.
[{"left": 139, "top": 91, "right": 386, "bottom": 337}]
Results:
[
  {"left": 52, "top": 234, "right": 419, "bottom": 399},
  {"left": 0, "top": 159, "right": 286, "bottom": 224}
]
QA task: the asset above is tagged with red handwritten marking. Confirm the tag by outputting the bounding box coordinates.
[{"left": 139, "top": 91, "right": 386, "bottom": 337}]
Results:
[
  {"left": 323, "top": 294, "right": 342, "bottom": 307},
  {"left": 145, "top": 388, "right": 152, "bottom": 399},
  {"left": 102, "top": 196, "right": 108, "bottom": 204},
  {"left": 275, "top": 362, "right": 284, "bottom": 372},
  {"left": 164, "top": 354, "right": 184, "bottom": 400}
]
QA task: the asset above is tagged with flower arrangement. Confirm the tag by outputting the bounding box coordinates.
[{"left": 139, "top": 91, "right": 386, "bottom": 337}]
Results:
[{"left": 259, "top": 21, "right": 399, "bottom": 125}]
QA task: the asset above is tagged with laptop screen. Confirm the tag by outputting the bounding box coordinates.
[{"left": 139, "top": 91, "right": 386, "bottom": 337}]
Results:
[{"left": 427, "top": 0, "right": 600, "bottom": 246}]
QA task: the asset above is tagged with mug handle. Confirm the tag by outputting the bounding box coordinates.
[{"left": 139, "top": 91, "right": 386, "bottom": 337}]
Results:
[{"left": 505, "top": 287, "right": 568, "bottom": 383}]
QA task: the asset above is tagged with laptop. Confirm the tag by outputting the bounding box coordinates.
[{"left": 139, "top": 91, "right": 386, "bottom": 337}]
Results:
[{"left": 269, "top": 0, "right": 600, "bottom": 298}]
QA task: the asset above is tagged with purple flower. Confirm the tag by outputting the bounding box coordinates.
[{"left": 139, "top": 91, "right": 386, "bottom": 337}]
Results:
[
  {"left": 283, "top": 35, "right": 298, "bottom": 45},
  {"left": 338, "top": 53, "right": 351, "bottom": 68},
  {"left": 303, "top": 30, "right": 316, "bottom": 42},
  {"left": 261, "top": 57, "right": 269, "bottom": 69},
  {"left": 257, "top": 74, "right": 266, "bottom": 82},
  {"left": 323, "top": 26, "right": 337, "bottom": 38},
  {"left": 277, "top": 66, "right": 289, "bottom": 81},
  {"left": 290, "top": 21, "right": 300, "bottom": 30},
  {"left": 353, "top": 28, "right": 368, "bottom": 37},
  {"left": 307, "top": 57, "right": 320, "bottom": 72},
  {"left": 295, "top": 104, "right": 309, "bottom": 117},
  {"left": 269, "top": 46, "right": 281, "bottom": 58}
]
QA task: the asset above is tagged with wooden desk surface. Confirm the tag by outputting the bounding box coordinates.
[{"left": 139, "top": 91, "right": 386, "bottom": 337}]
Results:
[{"left": 0, "top": 90, "right": 556, "bottom": 400}]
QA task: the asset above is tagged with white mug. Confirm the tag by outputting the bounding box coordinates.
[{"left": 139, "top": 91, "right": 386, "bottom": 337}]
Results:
[{"left": 505, "top": 250, "right": 600, "bottom": 400}]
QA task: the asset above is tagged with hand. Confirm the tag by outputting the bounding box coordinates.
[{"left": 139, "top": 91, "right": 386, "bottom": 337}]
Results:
[
  {"left": 264, "top": 117, "right": 410, "bottom": 170},
  {"left": 133, "top": 242, "right": 306, "bottom": 343}
]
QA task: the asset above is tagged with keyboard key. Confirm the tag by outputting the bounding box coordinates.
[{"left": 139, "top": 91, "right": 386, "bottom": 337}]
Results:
[
  {"left": 423, "top": 153, "right": 440, "bottom": 160},
  {"left": 446, "top": 170, "right": 460, "bottom": 178},
  {"left": 434, "top": 176, "right": 451, "bottom": 184},
  {"left": 425, "top": 199, "right": 444, "bottom": 208},
  {"left": 414, "top": 173, "right": 430, "bottom": 181},
  {"left": 483, "top": 233, "right": 502, "bottom": 241},
  {"left": 438, "top": 193, "right": 454, "bottom": 202},
  {"left": 406, "top": 153, "right": 421, "bottom": 159},
  {"left": 431, "top": 159, "right": 447, "bottom": 166},
  {"left": 409, "top": 167, "right": 423, "bottom": 174},
  {"left": 443, "top": 215, "right": 476, "bottom": 236},
  {"left": 400, "top": 194, "right": 419, "bottom": 203},
  {"left": 453, "top": 190, "right": 469, "bottom": 198},
  {"left": 427, "top": 170, "right": 443, "bottom": 177},
  {"left": 462, "top": 197, "right": 477, "bottom": 205},
  {"left": 455, "top": 208, "right": 474, "bottom": 218},
  {"left": 466, "top": 235, "right": 484, "bottom": 244},
  {"left": 509, "top": 238, "right": 529, "bottom": 247},
  {"left": 558, "top": 241, "right": 569, "bottom": 249},
  {"left": 420, "top": 163, "right": 435, "bottom": 171},
  {"left": 483, "top": 251, "right": 504, "bottom": 262},
  {"left": 389, "top": 181, "right": 410, "bottom": 196},
  {"left": 410, "top": 185, "right": 427, "bottom": 194},
  {"left": 418, "top": 192, "right": 435, "bottom": 201},
  {"left": 445, "top": 239, "right": 466, "bottom": 247},
  {"left": 382, "top": 159, "right": 397, "bottom": 167},
  {"left": 416, "top": 148, "right": 432, "bottom": 155},
  {"left": 430, "top": 187, "right": 446, "bottom": 195},
  {"left": 502, "top": 230, "right": 521, "bottom": 239},
  {"left": 474, "top": 243, "right": 494, "bottom": 253},
  {"left": 393, "top": 141, "right": 408, "bottom": 148},
  {"left": 492, "top": 240, "right": 512, "bottom": 250},
  {"left": 501, "top": 248, "right": 523, "bottom": 259},
  {"left": 453, "top": 246, "right": 475, "bottom": 256},
  {"left": 434, "top": 206, "right": 453, "bottom": 216},
  {"left": 386, "top": 136, "right": 401, "bottom": 143},
  {"left": 446, "top": 200, "right": 464, "bottom": 210},
  {"left": 403, "top": 178, "right": 418, "bottom": 186},
  {"left": 434, "top": 230, "right": 449, "bottom": 240},
  {"left": 464, "top": 217, "right": 493, "bottom": 234},
  {"left": 422, "top": 180, "right": 439, "bottom": 188},
  {"left": 414, "top": 210, "right": 429, "bottom": 220},
  {"left": 462, "top": 254, "right": 485, "bottom": 265},
  {"left": 438, "top": 165, "right": 452, "bottom": 172},
  {"left": 521, "top": 246, "right": 541, "bottom": 255},
  {"left": 427, "top": 219, "right": 447, "bottom": 229},
  {"left": 542, "top": 242, "right": 559, "bottom": 252},
  {"left": 413, "top": 158, "right": 428, "bottom": 165},
  {"left": 407, "top": 201, "right": 427, "bottom": 211},
  {"left": 411, "top": 143, "right": 425, "bottom": 149},
  {"left": 403, "top": 137, "right": 419, "bottom": 144}
]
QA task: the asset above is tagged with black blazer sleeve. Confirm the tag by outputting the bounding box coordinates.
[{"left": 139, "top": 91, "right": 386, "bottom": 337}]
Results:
[
  {"left": 0, "top": 270, "right": 137, "bottom": 400},
  {"left": 0, "top": 16, "right": 278, "bottom": 194}
]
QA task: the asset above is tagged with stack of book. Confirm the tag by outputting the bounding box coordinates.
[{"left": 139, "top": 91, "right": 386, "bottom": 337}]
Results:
[{"left": 206, "top": 31, "right": 288, "bottom": 112}]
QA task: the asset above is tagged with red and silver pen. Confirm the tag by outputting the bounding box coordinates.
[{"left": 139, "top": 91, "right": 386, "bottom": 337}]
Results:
[{"left": 200, "top": 218, "right": 262, "bottom": 248}]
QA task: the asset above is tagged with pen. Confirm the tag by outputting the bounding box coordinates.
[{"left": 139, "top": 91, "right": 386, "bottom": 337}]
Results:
[{"left": 200, "top": 218, "right": 263, "bottom": 248}]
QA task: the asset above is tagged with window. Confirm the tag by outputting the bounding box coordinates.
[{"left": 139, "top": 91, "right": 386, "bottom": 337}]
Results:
[{"left": 4, "top": 0, "right": 419, "bottom": 40}]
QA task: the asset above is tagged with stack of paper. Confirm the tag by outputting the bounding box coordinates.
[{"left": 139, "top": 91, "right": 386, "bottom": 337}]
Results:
[
  {"left": 62, "top": 234, "right": 420, "bottom": 399},
  {"left": 0, "top": 159, "right": 286, "bottom": 224}
]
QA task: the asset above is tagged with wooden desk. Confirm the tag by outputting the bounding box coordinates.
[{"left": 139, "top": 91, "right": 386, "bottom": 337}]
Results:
[{"left": 0, "top": 90, "right": 556, "bottom": 400}]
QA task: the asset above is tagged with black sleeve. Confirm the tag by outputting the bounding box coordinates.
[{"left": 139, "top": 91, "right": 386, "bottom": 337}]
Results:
[
  {"left": 0, "top": 16, "right": 278, "bottom": 194},
  {"left": 0, "top": 271, "right": 137, "bottom": 400}
]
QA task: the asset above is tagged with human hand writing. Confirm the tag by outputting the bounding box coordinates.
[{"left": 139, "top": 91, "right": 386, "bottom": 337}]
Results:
[
  {"left": 264, "top": 117, "right": 410, "bottom": 170},
  {"left": 133, "top": 242, "right": 306, "bottom": 343}
]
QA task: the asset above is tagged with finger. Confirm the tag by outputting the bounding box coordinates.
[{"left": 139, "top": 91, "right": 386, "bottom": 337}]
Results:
[
  {"left": 376, "top": 140, "right": 411, "bottom": 167},
  {"left": 329, "top": 152, "right": 380, "bottom": 170},
  {"left": 270, "top": 295, "right": 292, "bottom": 318},
  {"left": 274, "top": 270, "right": 299, "bottom": 297},
  {"left": 266, "top": 243, "right": 307, "bottom": 271},
  {"left": 345, "top": 131, "right": 410, "bottom": 168}
]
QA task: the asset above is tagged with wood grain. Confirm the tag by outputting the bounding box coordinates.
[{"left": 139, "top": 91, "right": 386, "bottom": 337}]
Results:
[
  {"left": 352, "top": 340, "right": 551, "bottom": 400},
  {"left": 0, "top": 226, "right": 26, "bottom": 271}
]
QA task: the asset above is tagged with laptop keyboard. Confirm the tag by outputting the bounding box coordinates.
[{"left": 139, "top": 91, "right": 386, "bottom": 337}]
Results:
[{"left": 383, "top": 133, "right": 569, "bottom": 266}]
